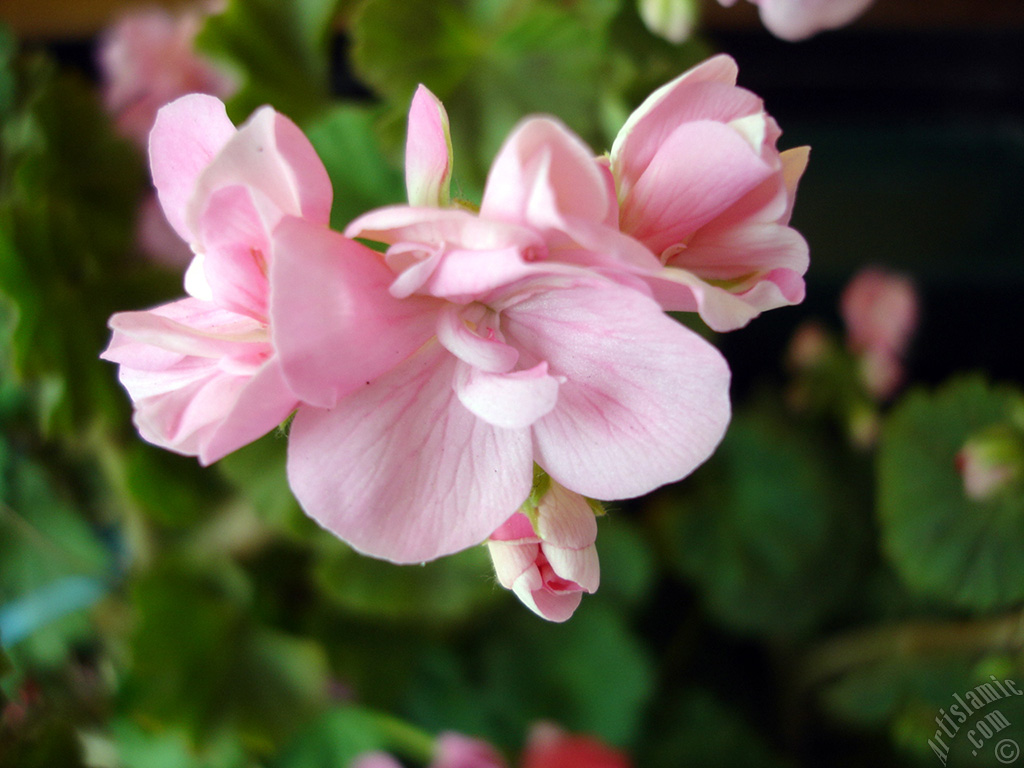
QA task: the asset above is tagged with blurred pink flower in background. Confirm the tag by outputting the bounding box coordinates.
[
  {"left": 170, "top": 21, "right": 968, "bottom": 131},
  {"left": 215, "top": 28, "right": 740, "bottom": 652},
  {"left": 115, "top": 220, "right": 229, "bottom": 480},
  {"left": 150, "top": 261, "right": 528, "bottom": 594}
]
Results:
[
  {"left": 716, "top": 0, "right": 875, "bottom": 41},
  {"left": 956, "top": 429, "right": 1023, "bottom": 503},
  {"left": 97, "top": 5, "right": 237, "bottom": 146},
  {"left": 608, "top": 54, "right": 810, "bottom": 331},
  {"left": 840, "top": 267, "right": 919, "bottom": 400},
  {"left": 487, "top": 481, "right": 600, "bottom": 622},
  {"left": 102, "top": 94, "right": 331, "bottom": 464}
]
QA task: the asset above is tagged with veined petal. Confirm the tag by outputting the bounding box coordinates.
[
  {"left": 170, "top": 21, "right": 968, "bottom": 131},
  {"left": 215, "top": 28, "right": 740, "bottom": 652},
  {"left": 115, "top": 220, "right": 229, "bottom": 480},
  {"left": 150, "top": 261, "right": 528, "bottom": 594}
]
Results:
[
  {"left": 501, "top": 278, "right": 731, "bottom": 499},
  {"left": 405, "top": 84, "right": 452, "bottom": 207},
  {"left": 620, "top": 120, "right": 774, "bottom": 256},
  {"left": 270, "top": 217, "right": 440, "bottom": 409},
  {"left": 286, "top": 342, "right": 533, "bottom": 564},
  {"left": 543, "top": 544, "right": 600, "bottom": 594},
  {"left": 455, "top": 361, "right": 560, "bottom": 430},
  {"left": 149, "top": 94, "right": 235, "bottom": 242}
]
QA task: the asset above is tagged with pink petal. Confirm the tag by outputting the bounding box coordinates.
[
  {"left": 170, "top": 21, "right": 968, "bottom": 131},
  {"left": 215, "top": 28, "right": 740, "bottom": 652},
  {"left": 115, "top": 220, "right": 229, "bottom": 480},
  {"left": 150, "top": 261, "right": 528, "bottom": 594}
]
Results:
[
  {"left": 511, "top": 566, "right": 583, "bottom": 623},
  {"left": 487, "top": 539, "right": 541, "bottom": 589},
  {"left": 489, "top": 512, "right": 538, "bottom": 542},
  {"left": 437, "top": 304, "right": 519, "bottom": 373},
  {"left": 610, "top": 55, "right": 762, "bottom": 191},
  {"left": 405, "top": 84, "right": 453, "bottom": 207},
  {"left": 619, "top": 120, "right": 774, "bottom": 256},
  {"left": 758, "top": 0, "right": 875, "bottom": 41},
  {"left": 679, "top": 222, "right": 809, "bottom": 286},
  {"left": 481, "top": 117, "right": 612, "bottom": 231},
  {"left": 433, "top": 732, "right": 507, "bottom": 768},
  {"left": 188, "top": 105, "right": 332, "bottom": 237},
  {"left": 543, "top": 544, "right": 600, "bottom": 594},
  {"left": 149, "top": 94, "right": 236, "bottom": 242},
  {"left": 454, "top": 361, "right": 560, "bottom": 430},
  {"left": 534, "top": 482, "right": 598, "bottom": 550},
  {"left": 270, "top": 217, "right": 440, "bottom": 409},
  {"left": 196, "top": 185, "right": 272, "bottom": 320},
  {"left": 501, "top": 278, "right": 731, "bottom": 499},
  {"left": 286, "top": 343, "right": 533, "bottom": 564}
]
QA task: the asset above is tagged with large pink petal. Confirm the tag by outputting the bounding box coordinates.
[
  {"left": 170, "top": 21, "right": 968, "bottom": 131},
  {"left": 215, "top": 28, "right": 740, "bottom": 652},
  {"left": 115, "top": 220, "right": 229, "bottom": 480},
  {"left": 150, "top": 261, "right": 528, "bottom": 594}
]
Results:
[
  {"left": 620, "top": 120, "right": 774, "bottom": 256},
  {"left": 610, "top": 55, "right": 762, "bottom": 190},
  {"left": 405, "top": 84, "right": 452, "bottom": 207},
  {"left": 188, "top": 106, "right": 331, "bottom": 237},
  {"left": 270, "top": 217, "right": 440, "bottom": 409},
  {"left": 481, "top": 117, "right": 612, "bottom": 230},
  {"left": 287, "top": 342, "right": 534, "bottom": 564},
  {"left": 500, "top": 278, "right": 731, "bottom": 499},
  {"left": 678, "top": 221, "right": 809, "bottom": 284},
  {"left": 149, "top": 94, "right": 236, "bottom": 242}
]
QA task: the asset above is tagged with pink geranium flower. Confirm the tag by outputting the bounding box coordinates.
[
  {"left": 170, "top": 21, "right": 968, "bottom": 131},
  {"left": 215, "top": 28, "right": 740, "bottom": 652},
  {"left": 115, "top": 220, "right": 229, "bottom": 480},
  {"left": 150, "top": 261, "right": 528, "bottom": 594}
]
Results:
[
  {"left": 101, "top": 94, "right": 331, "bottom": 464},
  {"left": 717, "top": 0, "right": 875, "bottom": 41},
  {"left": 97, "top": 5, "right": 237, "bottom": 146},
  {"left": 279, "top": 87, "right": 731, "bottom": 564},
  {"left": 487, "top": 481, "right": 600, "bottom": 622},
  {"left": 608, "top": 54, "right": 810, "bottom": 331}
]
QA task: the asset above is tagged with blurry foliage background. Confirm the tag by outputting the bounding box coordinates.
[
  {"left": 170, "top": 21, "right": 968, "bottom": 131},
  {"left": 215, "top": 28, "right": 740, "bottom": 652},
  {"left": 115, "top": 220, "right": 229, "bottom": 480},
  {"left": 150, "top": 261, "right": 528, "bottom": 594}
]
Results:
[{"left": 2, "top": 0, "right": 1024, "bottom": 766}]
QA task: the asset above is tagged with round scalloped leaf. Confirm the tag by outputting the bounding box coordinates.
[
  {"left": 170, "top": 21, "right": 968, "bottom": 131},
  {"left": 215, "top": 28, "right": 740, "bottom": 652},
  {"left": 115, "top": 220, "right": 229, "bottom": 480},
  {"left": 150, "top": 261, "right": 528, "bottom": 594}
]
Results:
[{"left": 878, "top": 376, "right": 1024, "bottom": 611}]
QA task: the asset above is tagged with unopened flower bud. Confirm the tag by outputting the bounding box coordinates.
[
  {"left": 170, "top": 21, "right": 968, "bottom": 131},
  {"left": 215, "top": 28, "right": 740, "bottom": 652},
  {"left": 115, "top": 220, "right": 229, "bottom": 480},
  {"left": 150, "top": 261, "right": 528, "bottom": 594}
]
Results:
[
  {"left": 487, "top": 481, "right": 600, "bottom": 623},
  {"left": 638, "top": 0, "right": 699, "bottom": 44}
]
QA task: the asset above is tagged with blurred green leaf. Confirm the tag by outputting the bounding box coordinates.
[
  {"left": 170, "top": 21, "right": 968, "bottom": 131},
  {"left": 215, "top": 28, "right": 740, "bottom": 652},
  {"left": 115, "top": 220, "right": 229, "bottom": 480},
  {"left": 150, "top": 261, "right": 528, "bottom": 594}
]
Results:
[
  {"left": 272, "top": 706, "right": 434, "bottom": 768},
  {"left": 0, "top": 51, "right": 148, "bottom": 434},
  {"left": 313, "top": 540, "right": 498, "bottom": 623},
  {"left": 593, "top": 514, "right": 656, "bottom": 608},
  {"left": 217, "top": 432, "right": 308, "bottom": 536},
  {"left": 305, "top": 103, "right": 406, "bottom": 230},
  {"left": 0, "top": 442, "right": 111, "bottom": 667},
  {"left": 641, "top": 688, "right": 792, "bottom": 768},
  {"left": 351, "top": 0, "right": 622, "bottom": 191},
  {"left": 406, "top": 600, "right": 654, "bottom": 748},
  {"left": 196, "top": 0, "right": 341, "bottom": 125},
  {"left": 878, "top": 376, "right": 1024, "bottom": 611},
  {"left": 124, "top": 441, "right": 229, "bottom": 529},
  {"left": 104, "top": 720, "right": 247, "bottom": 768},
  {"left": 659, "top": 410, "right": 867, "bottom": 639},
  {"left": 125, "top": 562, "right": 329, "bottom": 746}
]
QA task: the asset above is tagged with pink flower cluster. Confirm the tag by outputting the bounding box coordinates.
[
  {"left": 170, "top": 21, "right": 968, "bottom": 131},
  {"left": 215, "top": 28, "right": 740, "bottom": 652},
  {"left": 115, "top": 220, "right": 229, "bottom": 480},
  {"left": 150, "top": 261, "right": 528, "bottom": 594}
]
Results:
[{"left": 102, "top": 55, "right": 809, "bottom": 621}]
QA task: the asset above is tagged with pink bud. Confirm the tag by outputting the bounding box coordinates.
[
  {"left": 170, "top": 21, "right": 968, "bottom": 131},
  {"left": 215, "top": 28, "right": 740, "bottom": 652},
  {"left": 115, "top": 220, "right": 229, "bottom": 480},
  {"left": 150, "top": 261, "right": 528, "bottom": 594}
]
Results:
[
  {"left": 840, "top": 267, "right": 918, "bottom": 399},
  {"left": 433, "top": 732, "right": 507, "bottom": 768},
  {"left": 487, "top": 483, "right": 600, "bottom": 622}
]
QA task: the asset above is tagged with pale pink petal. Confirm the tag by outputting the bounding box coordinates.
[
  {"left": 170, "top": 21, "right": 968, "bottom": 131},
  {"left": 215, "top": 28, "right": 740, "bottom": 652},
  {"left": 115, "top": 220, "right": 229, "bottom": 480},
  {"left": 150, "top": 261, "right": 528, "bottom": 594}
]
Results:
[
  {"left": 677, "top": 222, "right": 809, "bottom": 289},
  {"left": 351, "top": 753, "right": 404, "bottom": 768},
  {"left": 195, "top": 185, "right": 272, "bottom": 320},
  {"left": 534, "top": 482, "right": 597, "bottom": 549},
  {"left": 270, "top": 217, "right": 440, "bottom": 409},
  {"left": 620, "top": 120, "right": 774, "bottom": 256},
  {"left": 287, "top": 343, "right": 533, "bottom": 564},
  {"left": 511, "top": 565, "right": 583, "bottom": 623},
  {"left": 199, "top": 358, "right": 297, "bottom": 465},
  {"left": 489, "top": 512, "right": 537, "bottom": 542},
  {"left": 188, "top": 106, "right": 332, "bottom": 238},
  {"left": 610, "top": 55, "right": 762, "bottom": 190},
  {"left": 347, "top": 206, "right": 540, "bottom": 253},
  {"left": 500, "top": 278, "right": 731, "bottom": 499},
  {"left": 543, "top": 545, "right": 600, "bottom": 594},
  {"left": 487, "top": 539, "right": 541, "bottom": 589},
  {"left": 757, "top": 0, "right": 875, "bottom": 41},
  {"left": 455, "top": 361, "right": 560, "bottom": 430},
  {"left": 406, "top": 84, "right": 453, "bottom": 207},
  {"left": 481, "top": 117, "right": 611, "bottom": 230},
  {"left": 642, "top": 267, "right": 763, "bottom": 331},
  {"left": 149, "top": 94, "right": 236, "bottom": 242},
  {"left": 436, "top": 304, "right": 519, "bottom": 373}
]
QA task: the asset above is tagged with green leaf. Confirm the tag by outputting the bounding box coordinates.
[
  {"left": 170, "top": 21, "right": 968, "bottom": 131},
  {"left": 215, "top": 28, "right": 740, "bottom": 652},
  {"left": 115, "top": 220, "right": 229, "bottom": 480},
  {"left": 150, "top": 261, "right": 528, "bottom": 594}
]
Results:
[
  {"left": 312, "top": 540, "right": 499, "bottom": 623},
  {"left": 104, "top": 720, "right": 247, "bottom": 768},
  {"left": 659, "top": 409, "right": 868, "bottom": 639},
  {"left": 196, "top": 0, "right": 341, "bottom": 125},
  {"left": 878, "top": 376, "right": 1024, "bottom": 610},
  {"left": 351, "top": 0, "right": 622, "bottom": 192},
  {"left": 640, "top": 689, "right": 792, "bottom": 768},
  {"left": 592, "top": 514, "right": 656, "bottom": 608},
  {"left": 405, "top": 601, "right": 655, "bottom": 748},
  {"left": 0, "top": 443, "right": 111, "bottom": 667},
  {"left": 305, "top": 103, "right": 406, "bottom": 231},
  {"left": 125, "top": 562, "right": 329, "bottom": 746},
  {"left": 272, "top": 707, "right": 434, "bottom": 768},
  {"left": 0, "top": 53, "right": 148, "bottom": 434}
]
